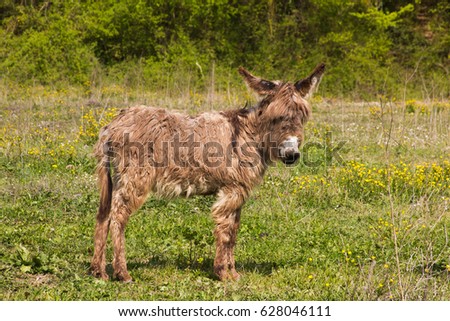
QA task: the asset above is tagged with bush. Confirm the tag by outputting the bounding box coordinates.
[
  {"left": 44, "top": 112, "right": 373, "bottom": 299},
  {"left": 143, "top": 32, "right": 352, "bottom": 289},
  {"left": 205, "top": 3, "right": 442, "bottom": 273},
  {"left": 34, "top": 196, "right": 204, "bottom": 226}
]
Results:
[
  {"left": 0, "top": 19, "right": 97, "bottom": 84},
  {"left": 0, "top": 0, "right": 448, "bottom": 98}
]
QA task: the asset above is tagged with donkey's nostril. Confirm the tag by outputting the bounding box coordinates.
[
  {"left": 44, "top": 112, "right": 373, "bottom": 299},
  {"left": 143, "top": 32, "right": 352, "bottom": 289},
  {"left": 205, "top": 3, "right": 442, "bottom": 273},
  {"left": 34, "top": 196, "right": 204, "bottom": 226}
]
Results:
[
  {"left": 282, "top": 151, "right": 300, "bottom": 165},
  {"left": 290, "top": 152, "right": 300, "bottom": 162}
]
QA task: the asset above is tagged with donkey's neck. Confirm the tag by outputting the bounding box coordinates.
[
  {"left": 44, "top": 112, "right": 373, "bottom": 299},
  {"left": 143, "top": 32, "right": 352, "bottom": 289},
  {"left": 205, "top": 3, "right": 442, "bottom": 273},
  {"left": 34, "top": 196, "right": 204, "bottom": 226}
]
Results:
[{"left": 221, "top": 106, "right": 260, "bottom": 142}]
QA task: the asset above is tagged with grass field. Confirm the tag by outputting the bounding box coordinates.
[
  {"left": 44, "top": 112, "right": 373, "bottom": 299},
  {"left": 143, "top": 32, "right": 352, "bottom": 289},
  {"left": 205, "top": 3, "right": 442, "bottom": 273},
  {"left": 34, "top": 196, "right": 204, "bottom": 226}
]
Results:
[{"left": 1, "top": 83, "right": 449, "bottom": 300}]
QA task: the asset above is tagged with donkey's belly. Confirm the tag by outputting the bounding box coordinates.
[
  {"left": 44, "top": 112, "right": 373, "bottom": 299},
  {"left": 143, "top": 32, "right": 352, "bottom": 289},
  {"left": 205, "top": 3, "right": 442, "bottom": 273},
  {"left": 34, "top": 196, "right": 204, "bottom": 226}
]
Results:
[{"left": 151, "top": 169, "right": 219, "bottom": 198}]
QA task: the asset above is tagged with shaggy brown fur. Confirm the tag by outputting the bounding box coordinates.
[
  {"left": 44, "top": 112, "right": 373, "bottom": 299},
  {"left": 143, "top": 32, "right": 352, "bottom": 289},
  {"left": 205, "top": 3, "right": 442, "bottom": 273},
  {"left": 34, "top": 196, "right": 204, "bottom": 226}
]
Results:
[{"left": 90, "top": 64, "right": 325, "bottom": 282}]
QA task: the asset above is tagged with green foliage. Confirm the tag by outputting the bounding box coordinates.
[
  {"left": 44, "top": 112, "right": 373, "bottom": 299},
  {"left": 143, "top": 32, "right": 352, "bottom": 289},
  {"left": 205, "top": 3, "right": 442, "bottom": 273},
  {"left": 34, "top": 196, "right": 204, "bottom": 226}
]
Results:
[
  {"left": 0, "top": 1, "right": 449, "bottom": 96},
  {"left": 0, "top": 2, "right": 96, "bottom": 84},
  {"left": 5, "top": 244, "right": 58, "bottom": 274}
]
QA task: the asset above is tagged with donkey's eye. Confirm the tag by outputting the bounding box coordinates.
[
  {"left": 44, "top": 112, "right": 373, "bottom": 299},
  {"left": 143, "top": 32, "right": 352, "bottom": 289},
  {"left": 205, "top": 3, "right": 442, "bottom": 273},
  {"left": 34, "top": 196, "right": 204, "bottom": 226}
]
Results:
[
  {"left": 272, "top": 116, "right": 284, "bottom": 125},
  {"left": 261, "top": 80, "right": 276, "bottom": 90}
]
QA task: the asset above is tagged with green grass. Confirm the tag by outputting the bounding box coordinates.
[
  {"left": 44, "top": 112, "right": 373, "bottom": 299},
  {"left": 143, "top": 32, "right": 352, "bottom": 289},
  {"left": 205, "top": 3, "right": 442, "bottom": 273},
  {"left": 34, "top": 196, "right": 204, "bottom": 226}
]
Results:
[{"left": 1, "top": 84, "right": 449, "bottom": 300}]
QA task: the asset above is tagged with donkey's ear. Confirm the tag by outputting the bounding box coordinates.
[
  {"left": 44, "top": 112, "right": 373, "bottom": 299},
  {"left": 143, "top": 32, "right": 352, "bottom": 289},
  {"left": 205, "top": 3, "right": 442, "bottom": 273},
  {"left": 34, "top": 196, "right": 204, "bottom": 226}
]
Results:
[
  {"left": 294, "top": 63, "right": 326, "bottom": 98},
  {"left": 238, "top": 67, "right": 279, "bottom": 96}
]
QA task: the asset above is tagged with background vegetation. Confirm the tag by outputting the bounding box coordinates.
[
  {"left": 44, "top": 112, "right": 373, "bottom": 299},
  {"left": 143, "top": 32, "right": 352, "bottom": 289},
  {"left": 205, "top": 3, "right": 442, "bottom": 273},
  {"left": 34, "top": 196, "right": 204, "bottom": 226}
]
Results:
[
  {"left": 0, "top": 0, "right": 449, "bottom": 301},
  {"left": 1, "top": 0, "right": 449, "bottom": 99}
]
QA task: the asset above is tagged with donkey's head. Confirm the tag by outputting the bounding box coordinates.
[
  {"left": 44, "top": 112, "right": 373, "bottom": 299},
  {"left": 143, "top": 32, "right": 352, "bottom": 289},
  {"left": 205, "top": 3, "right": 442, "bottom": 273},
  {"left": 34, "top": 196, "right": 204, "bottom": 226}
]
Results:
[{"left": 239, "top": 63, "right": 325, "bottom": 165}]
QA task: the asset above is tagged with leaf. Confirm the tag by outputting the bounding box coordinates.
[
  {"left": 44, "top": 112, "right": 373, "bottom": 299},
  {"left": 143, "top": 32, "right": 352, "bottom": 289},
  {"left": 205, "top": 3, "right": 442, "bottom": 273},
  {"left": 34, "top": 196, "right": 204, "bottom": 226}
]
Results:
[
  {"left": 20, "top": 265, "right": 32, "bottom": 273},
  {"left": 17, "top": 244, "right": 32, "bottom": 264}
]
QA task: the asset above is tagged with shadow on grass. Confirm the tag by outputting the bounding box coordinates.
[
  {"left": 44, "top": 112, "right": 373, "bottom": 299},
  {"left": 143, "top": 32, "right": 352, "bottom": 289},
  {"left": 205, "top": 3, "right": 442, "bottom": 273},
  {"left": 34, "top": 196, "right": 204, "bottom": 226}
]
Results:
[{"left": 85, "top": 256, "right": 283, "bottom": 281}]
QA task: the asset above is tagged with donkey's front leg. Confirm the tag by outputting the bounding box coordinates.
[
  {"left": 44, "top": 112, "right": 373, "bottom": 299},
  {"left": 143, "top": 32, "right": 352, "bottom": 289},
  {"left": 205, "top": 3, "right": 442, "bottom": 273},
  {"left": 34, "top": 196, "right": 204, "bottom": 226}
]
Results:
[{"left": 212, "top": 189, "right": 245, "bottom": 281}]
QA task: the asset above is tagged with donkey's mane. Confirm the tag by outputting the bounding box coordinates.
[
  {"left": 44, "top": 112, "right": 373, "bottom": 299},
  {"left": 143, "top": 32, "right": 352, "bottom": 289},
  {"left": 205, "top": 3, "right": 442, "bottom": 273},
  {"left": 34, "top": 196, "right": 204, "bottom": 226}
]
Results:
[
  {"left": 220, "top": 107, "right": 248, "bottom": 149},
  {"left": 219, "top": 94, "right": 273, "bottom": 149}
]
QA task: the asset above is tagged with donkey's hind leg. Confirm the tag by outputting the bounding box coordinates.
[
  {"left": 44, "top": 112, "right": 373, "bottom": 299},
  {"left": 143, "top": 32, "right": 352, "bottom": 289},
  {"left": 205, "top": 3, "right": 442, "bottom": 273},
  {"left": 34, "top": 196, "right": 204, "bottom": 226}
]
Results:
[
  {"left": 91, "top": 161, "right": 113, "bottom": 280},
  {"left": 110, "top": 182, "right": 150, "bottom": 282},
  {"left": 91, "top": 206, "right": 111, "bottom": 280},
  {"left": 212, "top": 188, "right": 246, "bottom": 281},
  {"left": 109, "top": 195, "right": 132, "bottom": 282}
]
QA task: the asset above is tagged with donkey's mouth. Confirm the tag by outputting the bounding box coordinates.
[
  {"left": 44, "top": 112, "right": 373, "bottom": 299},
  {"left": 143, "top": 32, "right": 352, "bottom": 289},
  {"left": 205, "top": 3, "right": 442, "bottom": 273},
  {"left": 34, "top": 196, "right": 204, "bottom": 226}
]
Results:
[
  {"left": 281, "top": 158, "right": 298, "bottom": 165},
  {"left": 280, "top": 152, "right": 300, "bottom": 165}
]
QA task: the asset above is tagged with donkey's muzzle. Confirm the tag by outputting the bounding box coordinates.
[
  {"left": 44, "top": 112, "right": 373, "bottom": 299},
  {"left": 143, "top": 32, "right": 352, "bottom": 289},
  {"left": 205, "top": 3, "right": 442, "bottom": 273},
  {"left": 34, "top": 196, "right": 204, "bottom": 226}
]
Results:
[
  {"left": 279, "top": 136, "right": 300, "bottom": 165},
  {"left": 281, "top": 151, "right": 301, "bottom": 165}
]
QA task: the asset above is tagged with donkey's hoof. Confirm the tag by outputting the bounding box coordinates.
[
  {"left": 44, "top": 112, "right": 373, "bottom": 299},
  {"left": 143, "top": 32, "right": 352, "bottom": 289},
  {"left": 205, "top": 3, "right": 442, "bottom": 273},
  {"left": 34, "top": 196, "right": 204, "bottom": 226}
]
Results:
[
  {"left": 99, "top": 273, "right": 110, "bottom": 281},
  {"left": 230, "top": 270, "right": 241, "bottom": 281},
  {"left": 114, "top": 272, "right": 133, "bottom": 283},
  {"left": 91, "top": 269, "right": 109, "bottom": 281},
  {"left": 219, "top": 274, "right": 240, "bottom": 282},
  {"left": 216, "top": 267, "right": 241, "bottom": 282}
]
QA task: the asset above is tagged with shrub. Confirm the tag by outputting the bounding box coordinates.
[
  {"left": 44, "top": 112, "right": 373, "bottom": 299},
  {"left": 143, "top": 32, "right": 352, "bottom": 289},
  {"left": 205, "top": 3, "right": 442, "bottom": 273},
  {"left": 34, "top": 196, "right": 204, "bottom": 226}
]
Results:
[{"left": 0, "top": 22, "right": 96, "bottom": 84}]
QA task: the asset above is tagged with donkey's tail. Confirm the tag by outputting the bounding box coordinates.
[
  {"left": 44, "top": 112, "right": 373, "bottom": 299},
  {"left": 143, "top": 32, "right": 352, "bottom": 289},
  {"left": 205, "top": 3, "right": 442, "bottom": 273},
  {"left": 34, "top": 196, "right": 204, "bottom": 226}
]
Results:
[
  {"left": 95, "top": 130, "right": 113, "bottom": 219},
  {"left": 97, "top": 158, "right": 113, "bottom": 218}
]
